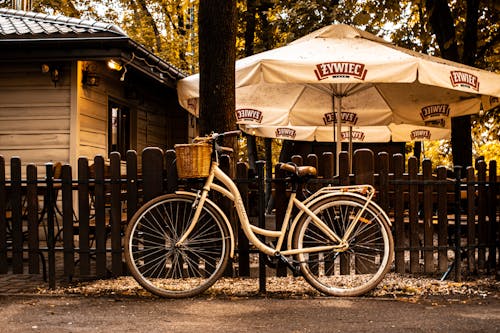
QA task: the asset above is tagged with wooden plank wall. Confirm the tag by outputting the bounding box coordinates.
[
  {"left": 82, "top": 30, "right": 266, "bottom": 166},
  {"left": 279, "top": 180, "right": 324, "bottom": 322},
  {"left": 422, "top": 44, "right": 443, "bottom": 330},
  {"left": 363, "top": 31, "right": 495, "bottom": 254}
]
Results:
[{"left": 0, "top": 62, "right": 72, "bottom": 176}]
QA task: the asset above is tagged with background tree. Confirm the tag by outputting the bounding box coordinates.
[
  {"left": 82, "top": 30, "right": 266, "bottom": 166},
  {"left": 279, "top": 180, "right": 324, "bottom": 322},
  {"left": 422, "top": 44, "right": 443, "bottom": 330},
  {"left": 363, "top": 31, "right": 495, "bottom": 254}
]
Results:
[
  {"left": 198, "top": 0, "right": 237, "bottom": 134},
  {"left": 8, "top": 0, "right": 498, "bottom": 165}
]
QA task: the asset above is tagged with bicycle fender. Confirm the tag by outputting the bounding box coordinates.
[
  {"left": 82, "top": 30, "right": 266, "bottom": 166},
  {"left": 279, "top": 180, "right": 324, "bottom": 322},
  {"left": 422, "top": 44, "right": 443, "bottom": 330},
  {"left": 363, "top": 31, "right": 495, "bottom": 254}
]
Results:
[
  {"left": 175, "top": 190, "right": 236, "bottom": 258},
  {"left": 286, "top": 191, "right": 392, "bottom": 250}
]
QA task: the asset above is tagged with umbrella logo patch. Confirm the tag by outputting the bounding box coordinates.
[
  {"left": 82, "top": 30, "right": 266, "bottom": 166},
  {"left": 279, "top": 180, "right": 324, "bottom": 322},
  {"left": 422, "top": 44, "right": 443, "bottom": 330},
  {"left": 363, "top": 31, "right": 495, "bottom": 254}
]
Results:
[
  {"left": 450, "top": 71, "right": 479, "bottom": 91},
  {"left": 235, "top": 109, "right": 263, "bottom": 123},
  {"left": 323, "top": 111, "right": 358, "bottom": 125},
  {"left": 420, "top": 104, "right": 450, "bottom": 120},
  {"left": 275, "top": 128, "right": 296, "bottom": 139},
  {"left": 314, "top": 62, "right": 367, "bottom": 81},
  {"left": 410, "top": 129, "right": 431, "bottom": 140},
  {"left": 341, "top": 131, "right": 365, "bottom": 141}
]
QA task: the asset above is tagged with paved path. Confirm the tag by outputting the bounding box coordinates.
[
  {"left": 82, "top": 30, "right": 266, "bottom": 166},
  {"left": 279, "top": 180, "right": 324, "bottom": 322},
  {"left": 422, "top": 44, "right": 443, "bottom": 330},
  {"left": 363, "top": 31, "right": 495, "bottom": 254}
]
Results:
[{"left": 0, "top": 294, "right": 499, "bottom": 333}]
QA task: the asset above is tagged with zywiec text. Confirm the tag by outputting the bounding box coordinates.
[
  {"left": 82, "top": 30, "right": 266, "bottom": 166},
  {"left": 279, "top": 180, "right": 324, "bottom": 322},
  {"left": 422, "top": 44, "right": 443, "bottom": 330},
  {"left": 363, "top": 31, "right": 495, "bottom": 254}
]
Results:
[
  {"left": 275, "top": 128, "right": 296, "bottom": 139},
  {"left": 341, "top": 130, "right": 365, "bottom": 141},
  {"left": 420, "top": 104, "right": 450, "bottom": 120},
  {"left": 450, "top": 71, "right": 479, "bottom": 91},
  {"left": 235, "top": 108, "right": 263, "bottom": 123},
  {"left": 410, "top": 129, "right": 431, "bottom": 140},
  {"left": 323, "top": 111, "right": 358, "bottom": 125},
  {"left": 314, "top": 62, "right": 367, "bottom": 81}
]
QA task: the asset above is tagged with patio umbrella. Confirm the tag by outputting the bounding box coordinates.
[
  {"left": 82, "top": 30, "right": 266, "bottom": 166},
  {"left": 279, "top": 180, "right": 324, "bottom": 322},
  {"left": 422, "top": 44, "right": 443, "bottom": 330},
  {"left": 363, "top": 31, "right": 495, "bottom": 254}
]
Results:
[{"left": 177, "top": 24, "right": 500, "bottom": 166}]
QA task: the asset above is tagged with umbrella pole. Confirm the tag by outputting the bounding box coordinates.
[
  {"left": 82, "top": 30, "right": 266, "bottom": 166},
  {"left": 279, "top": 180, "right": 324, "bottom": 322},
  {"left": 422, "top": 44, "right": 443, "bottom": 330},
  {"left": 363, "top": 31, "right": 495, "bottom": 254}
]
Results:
[
  {"left": 349, "top": 126, "right": 353, "bottom": 173},
  {"left": 336, "top": 97, "right": 342, "bottom": 175}
]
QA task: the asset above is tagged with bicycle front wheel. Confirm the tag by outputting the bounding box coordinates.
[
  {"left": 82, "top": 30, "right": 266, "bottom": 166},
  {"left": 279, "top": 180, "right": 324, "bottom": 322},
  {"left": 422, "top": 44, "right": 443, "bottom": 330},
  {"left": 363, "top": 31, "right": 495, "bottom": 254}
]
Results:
[
  {"left": 293, "top": 194, "right": 394, "bottom": 297},
  {"left": 124, "top": 193, "right": 230, "bottom": 298}
]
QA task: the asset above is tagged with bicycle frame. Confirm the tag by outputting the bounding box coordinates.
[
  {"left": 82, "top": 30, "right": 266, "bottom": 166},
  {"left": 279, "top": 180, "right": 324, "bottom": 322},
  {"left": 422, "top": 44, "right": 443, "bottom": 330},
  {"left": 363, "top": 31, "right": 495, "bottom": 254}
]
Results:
[{"left": 176, "top": 159, "right": 380, "bottom": 259}]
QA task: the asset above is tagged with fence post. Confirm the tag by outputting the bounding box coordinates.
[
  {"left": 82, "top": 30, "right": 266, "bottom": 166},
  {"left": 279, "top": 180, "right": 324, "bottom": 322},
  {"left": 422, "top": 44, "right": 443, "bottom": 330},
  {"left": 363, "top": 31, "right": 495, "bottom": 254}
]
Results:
[
  {"left": 408, "top": 156, "right": 419, "bottom": 273},
  {"left": 78, "top": 157, "right": 91, "bottom": 276},
  {"left": 477, "top": 161, "right": 487, "bottom": 269},
  {"left": 437, "top": 166, "right": 449, "bottom": 272},
  {"left": 338, "top": 151, "right": 349, "bottom": 185},
  {"left": 274, "top": 163, "right": 288, "bottom": 277},
  {"left": 0, "top": 156, "right": 6, "bottom": 273},
  {"left": 92, "top": 156, "right": 107, "bottom": 278},
  {"left": 110, "top": 152, "right": 122, "bottom": 276},
  {"left": 352, "top": 149, "right": 374, "bottom": 185},
  {"left": 466, "top": 166, "right": 476, "bottom": 273},
  {"left": 236, "top": 162, "right": 250, "bottom": 277},
  {"left": 165, "top": 149, "right": 178, "bottom": 194},
  {"left": 27, "top": 164, "right": 39, "bottom": 274},
  {"left": 320, "top": 152, "right": 334, "bottom": 180},
  {"left": 422, "top": 159, "right": 433, "bottom": 273},
  {"left": 453, "top": 166, "right": 463, "bottom": 281},
  {"left": 220, "top": 155, "right": 234, "bottom": 277},
  {"left": 256, "top": 161, "right": 266, "bottom": 293},
  {"left": 488, "top": 160, "right": 497, "bottom": 272},
  {"left": 45, "top": 163, "right": 56, "bottom": 288},
  {"left": 142, "top": 148, "right": 164, "bottom": 202},
  {"left": 61, "top": 164, "right": 74, "bottom": 279},
  {"left": 378, "top": 152, "right": 389, "bottom": 213},
  {"left": 393, "top": 154, "right": 405, "bottom": 273},
  {"left": 126, "top": 151, "right": 138, "bottom": 220},
  {"left": 11, "top": 158, "right": 23, "bottom": 274}
]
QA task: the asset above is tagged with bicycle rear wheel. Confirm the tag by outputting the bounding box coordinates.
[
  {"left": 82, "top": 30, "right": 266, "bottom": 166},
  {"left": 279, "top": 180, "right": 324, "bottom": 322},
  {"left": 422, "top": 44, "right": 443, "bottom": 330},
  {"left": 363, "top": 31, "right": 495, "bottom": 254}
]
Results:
[
  {"left": 293, "top": 194, "right": 393, "bottom": 297},
  {"left": 124, "top": 193, "right": 230, "bottom": 298}
]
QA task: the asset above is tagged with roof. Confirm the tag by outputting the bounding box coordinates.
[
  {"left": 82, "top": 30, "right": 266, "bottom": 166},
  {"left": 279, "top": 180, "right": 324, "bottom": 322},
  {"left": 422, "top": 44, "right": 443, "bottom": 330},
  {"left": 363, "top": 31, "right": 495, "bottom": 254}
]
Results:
[
  {"left": 0, "top": 8, "right": 127, "bottom": 38},
  {"left": 0, "top": 8, "right": 185, "bottom": 85}
]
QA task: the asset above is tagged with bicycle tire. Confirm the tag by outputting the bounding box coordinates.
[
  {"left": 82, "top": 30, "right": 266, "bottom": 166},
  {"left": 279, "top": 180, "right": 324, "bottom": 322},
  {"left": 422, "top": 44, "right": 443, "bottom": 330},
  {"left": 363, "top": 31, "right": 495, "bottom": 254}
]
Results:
[
  {"left": 293, "top": 194, "right": 394, "bottom": 297},
  {"left": 124, "top": 193, "right": 230, "bottom": 298}
]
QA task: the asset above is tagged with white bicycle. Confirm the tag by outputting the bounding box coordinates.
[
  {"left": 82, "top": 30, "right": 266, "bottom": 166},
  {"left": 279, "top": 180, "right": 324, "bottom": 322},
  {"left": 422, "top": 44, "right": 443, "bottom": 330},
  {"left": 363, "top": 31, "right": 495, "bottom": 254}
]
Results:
[{"left": 124, "top": 131, "right": 394, "bottom": 298}]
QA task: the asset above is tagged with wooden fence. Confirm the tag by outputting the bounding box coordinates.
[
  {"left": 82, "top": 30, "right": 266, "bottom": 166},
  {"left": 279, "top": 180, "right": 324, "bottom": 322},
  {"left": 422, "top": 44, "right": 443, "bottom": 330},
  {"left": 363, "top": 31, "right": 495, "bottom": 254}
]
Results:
[{"left": 0, "top": 148, "right": 498, "bottom": 289}]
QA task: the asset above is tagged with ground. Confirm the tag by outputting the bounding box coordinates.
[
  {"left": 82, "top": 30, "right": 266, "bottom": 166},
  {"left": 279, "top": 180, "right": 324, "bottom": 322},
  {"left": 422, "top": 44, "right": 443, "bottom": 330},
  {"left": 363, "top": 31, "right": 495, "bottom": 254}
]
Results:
[{"left": 0, "top": 274, "right": 499, "bottom": 332}]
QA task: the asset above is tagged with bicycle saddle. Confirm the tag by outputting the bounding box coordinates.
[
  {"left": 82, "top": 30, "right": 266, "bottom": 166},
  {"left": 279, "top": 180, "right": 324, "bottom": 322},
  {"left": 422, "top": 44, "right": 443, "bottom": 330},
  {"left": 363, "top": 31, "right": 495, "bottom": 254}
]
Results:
[{"left": 280, "top": 163, "right": 317, "bottom": 177}]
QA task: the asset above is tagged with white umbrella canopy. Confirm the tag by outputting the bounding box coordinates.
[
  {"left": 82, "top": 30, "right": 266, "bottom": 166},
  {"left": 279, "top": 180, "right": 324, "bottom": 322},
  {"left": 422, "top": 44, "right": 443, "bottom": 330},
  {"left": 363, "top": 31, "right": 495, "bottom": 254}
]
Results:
[
  {"left": 177, "top": 24, "right": 500, "bottom": 146},
  {"left": 239, "top": 123, "right": 450, "bottom": 143}
]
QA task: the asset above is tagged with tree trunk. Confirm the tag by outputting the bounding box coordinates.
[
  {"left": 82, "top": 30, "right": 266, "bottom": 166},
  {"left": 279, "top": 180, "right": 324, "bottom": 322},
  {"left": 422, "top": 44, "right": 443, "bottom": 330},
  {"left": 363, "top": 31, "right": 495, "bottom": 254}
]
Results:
[
  {"left": 425, "top": 0, "right": 474, "bottom": 169},
  {"left": 244, "top": 0, "right": 257, "bottom": 57},
  {"left": 198, "top": 0, "right": 237, "bottom": 135}
]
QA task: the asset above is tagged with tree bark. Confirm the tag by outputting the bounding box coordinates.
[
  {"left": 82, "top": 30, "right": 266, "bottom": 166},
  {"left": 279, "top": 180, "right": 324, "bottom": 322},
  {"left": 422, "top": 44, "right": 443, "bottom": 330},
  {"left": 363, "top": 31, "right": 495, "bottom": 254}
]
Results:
[
  {"left": 198, "top": 0, "right": 237, "bottom": 135},
  {"left": 425, "top": 0, "right": 473, "bottom": 169},
  {"left": 244, "top": 0, "right": 257, "bottom": 57}
]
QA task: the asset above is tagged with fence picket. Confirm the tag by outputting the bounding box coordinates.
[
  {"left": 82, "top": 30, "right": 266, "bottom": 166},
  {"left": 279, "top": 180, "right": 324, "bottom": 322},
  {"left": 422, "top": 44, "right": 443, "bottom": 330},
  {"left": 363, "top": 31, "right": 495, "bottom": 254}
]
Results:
[
  {"left": 423, "top": 159, "right": 433, "bottom": 273},
  {"left": 408, "top": 156, "right": 419, "bottom": 273},
  {"left": 437, "top": 166, "right": 449, "bottom": 272},
  {"left": 0, "top": 156, "right": 6, "bottom": 273},
  {"left": 11, "top": 157, "right": 23, "bottom": 274},
  {"left": 27, "top": 164, "right": 39, "bottom": 274},
  {"left": 93, "top": 156, "right": 107, "bottom": 278},
  {"left": 77, "top": 157, "right": 91, "bottom": 276},
  {"left": 110, "top": 152, "right": 122, "bottom": 276},
  {"left": 393, "top": 154, "right": 405, "bottom": 273},
  {"left": 62, "top": 164, "right": 74, "bottom": 277}
]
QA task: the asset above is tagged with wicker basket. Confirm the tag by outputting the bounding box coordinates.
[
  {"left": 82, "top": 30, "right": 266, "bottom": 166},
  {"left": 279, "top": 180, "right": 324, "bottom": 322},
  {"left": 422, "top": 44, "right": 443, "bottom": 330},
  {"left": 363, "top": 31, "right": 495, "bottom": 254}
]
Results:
[{"left": 174, "top": 143, "right": 212, "bottom": 178}]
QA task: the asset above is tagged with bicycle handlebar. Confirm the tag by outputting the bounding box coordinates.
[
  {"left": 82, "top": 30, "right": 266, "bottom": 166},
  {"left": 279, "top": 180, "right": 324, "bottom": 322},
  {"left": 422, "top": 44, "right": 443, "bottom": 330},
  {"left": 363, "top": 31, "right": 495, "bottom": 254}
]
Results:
[{"left": 192, "top": 130, "right": 241, "bottom": 154}]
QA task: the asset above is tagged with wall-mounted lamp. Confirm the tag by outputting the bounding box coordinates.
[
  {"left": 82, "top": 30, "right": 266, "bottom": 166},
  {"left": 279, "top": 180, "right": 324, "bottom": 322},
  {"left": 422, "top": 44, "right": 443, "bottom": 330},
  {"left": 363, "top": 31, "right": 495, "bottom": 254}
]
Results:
[
  {"left": 41, "top": 63, "right": 61, "bottom": 87},
  {"left": 82, "top": 69, "right": 100, "bottom": 86},
  {"left": 107, "top": 59, "right": 123, "bottom": 71}
]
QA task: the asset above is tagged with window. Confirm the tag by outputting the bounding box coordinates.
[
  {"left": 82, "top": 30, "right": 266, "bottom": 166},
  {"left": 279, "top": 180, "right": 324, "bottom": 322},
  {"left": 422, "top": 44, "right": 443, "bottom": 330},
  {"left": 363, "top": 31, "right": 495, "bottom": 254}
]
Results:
[{"left": 108, "top": 101, "right": 130, "bottom": 160}]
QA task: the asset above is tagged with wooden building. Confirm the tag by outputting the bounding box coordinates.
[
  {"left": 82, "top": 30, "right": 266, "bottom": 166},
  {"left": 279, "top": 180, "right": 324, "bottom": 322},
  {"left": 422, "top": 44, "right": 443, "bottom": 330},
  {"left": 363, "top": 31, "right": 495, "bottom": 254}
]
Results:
[{"left": 0, "top": 8, "right": 191, "bottom": 176}]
